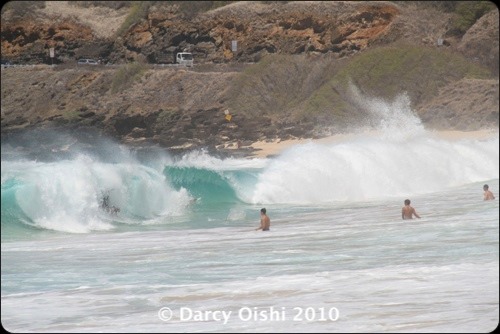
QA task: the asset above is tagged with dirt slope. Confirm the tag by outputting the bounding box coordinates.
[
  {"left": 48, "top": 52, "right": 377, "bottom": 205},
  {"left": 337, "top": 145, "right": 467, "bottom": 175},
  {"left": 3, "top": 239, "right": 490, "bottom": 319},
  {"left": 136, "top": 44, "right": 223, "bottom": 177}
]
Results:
[{"left": 1, "top": 1, "right": 498, "bottom": 154}]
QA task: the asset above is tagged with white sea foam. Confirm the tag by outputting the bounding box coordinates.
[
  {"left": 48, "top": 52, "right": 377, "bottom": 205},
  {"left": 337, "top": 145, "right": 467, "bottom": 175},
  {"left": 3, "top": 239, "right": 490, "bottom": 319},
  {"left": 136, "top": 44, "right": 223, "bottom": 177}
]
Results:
[
  {"left": 2, "top": 154, "right": 193, "bottom": 233},
  {"left": 1, "top": 89, "right": 498, "bottom": 333},
  {"left": 2, "top": 187, "right": 498, "bottom": 332},
  {"left": 248, "top": 134, "right": 498, "bottom": 204},
  {"left": 248, "top": 90, "right": 498, "bottom": 204}
]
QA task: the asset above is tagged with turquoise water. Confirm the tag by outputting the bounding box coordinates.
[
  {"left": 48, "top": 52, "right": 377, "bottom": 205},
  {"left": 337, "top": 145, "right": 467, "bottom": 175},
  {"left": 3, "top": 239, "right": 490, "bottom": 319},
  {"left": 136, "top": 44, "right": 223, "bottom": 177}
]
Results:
[{"left": 2, "top": 94, "right": 499, "bottom": 332}]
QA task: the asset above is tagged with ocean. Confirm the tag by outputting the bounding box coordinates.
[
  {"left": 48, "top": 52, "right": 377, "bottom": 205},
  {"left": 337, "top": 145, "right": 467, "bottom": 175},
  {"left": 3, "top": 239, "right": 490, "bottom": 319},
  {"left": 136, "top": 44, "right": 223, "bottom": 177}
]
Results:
[{"left": 1, "top": 94, "right": 499, "bottom": 332}]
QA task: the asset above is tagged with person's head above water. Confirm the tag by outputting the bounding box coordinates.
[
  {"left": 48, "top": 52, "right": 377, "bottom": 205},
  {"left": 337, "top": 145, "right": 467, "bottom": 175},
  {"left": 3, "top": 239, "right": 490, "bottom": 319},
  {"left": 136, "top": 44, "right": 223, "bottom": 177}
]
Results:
[
  {"left": 404, "top": 199, "right": 411, "bottom": 205},
  {"left": 261, "top": 208, "right": 266, "bottom": 214},
  {"left": 483, "top": 184, "right": 489, "bottom": 190}
]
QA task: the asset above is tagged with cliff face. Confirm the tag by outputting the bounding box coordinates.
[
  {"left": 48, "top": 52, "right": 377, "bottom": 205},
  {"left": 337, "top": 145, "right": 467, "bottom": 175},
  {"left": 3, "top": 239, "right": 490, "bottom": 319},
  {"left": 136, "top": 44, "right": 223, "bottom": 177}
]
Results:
[
  {"left": 0, "top": 19, "right": 96, "bottom": 64},
  {"left": 1, "top": 1, "right": 498, "bottom": 154},
  {"left": 125, "top": 1, "right": 400, "bottom": 64},
  {"left": 1, "top": 2, "right": 402, "bottom": 64}
]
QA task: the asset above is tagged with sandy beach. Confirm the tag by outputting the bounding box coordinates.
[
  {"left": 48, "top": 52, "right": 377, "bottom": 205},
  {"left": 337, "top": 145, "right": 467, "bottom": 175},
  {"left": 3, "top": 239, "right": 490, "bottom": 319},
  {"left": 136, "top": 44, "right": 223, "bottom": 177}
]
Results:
[{"left": 247, "top": 129, "right": 499, "bottom": 158}]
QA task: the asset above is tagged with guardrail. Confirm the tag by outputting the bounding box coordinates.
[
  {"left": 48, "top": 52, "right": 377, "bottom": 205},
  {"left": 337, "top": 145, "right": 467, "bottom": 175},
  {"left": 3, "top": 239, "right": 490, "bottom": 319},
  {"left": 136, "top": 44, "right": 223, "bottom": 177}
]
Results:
[
  {"left": 1, "top": 62, "right": 255, "bottom": 70},
  {"left": 152, "top": 63, "right": 191, "bottom": 67},
  {"left": 1, "top": 64, "right": 38, "bottom": 69},
  {"left": 1, "top": 63, "right": 190, "bottom": 69}
]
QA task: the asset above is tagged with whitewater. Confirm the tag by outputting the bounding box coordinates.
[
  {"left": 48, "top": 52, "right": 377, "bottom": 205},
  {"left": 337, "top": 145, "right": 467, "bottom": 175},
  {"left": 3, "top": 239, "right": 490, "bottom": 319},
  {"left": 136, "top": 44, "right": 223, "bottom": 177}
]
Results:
[{"left": 1, "top": 92, "right": 498, "bottom": 332}]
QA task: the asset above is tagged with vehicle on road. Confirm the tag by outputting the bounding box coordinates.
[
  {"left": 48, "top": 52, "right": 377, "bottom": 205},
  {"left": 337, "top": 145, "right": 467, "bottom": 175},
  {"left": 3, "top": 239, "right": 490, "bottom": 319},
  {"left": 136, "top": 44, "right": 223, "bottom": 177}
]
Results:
[
  {"left": 77, "top": 58, "right": 98, "bottom": 65},
  {"left": 154, "top": 52, "right": 194, "bottom": 67},
  {"left": 175, "top": 53, "right": 193, "bottom": 67}
]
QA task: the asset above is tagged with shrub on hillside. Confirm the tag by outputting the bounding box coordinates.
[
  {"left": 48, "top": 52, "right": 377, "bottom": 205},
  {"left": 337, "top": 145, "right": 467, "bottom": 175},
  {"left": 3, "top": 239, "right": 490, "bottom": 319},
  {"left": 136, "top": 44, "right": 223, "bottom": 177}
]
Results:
[
  {"left": 70, "top": 1, "right": 131, "bottom": 10},
  {"left": 115, "top": 1, "right": 151, "bottom": 37},
  {"left": 111, "top": 62, "right": 147, "bottom": 94},
  {"left": 1, "top": 1, "right": 45, "bottom": 20},
  {"left": 153, "top": 1, "right": 234, "bottom": 19},
  {"left": 448, "top": 1, "right": 496, "bottom": 36},
  {"left": 226, "top": 46, "right": 492, "bottom": 128}
]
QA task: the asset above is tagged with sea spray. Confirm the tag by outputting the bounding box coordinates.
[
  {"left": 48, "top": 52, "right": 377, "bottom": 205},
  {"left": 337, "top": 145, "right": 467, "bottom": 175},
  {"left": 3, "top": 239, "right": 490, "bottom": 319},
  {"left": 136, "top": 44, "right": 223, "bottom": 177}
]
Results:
[
  {"left": 1, "top": 91, "right": 498, "bottom": 234},
  {"left": 347, "top": 82, "right": 426, "bottom": 140},
  {"left": 249, "top": 88, "right": 498, "bottom": 204}
]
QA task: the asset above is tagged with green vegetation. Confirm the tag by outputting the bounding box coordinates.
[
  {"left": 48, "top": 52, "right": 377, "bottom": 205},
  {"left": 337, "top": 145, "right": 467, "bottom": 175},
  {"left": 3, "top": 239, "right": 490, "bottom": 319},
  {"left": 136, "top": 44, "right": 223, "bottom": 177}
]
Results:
[
  {"left": 115, "top": 1, "right": 151, "bottom": 37},
  {"left": 1, "top": 1, "right": 45, "bottom": 19},
  {"left": 227, "top": 45, "right": 492, "bottom": 125},
  {"left": 156, "top": 107, "right": 181, "bottom": 126},
  {"left": 71, "top": 1, "right": 131, "bottom": 10},
  {"left": 327, "top": 44, "right": 490, "bottom": 99},
  {"left": 114, "top": 1, "right": 234, "bottom": 36},
  {"left": 154, "top": 1, "right": 234, "bottom": 19},
  {"left": 304, "top": 46, "right": 490, "bottom": 120},
  {"left": 174, "top": 1, "right": 234, "bottom": 13},
  {"left": 72, "top": 0, "right": 233, "bottom": 14},
  {"left": 392, "top": 1, "right": 496, "bottom": 37},
  {"left": 448, "top": 1, "right": 496, "bottom": 36},
  {"left": 299, "top": 45, "right": 491, "bottom": 120},
  {"left": 111, "top": 62, "right": 148, "bottom": 94},
  {"left": 62, "top": 110, "right": 80, "bottom": 122},
  {"left": 227, "top": 54, "right": 339, "bottom": 121}
]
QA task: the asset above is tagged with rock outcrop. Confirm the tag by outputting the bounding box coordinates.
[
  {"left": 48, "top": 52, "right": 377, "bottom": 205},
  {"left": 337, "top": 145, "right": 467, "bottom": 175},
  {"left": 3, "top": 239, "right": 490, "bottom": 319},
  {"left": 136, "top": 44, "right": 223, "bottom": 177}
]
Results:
[{"left": 1, "top": 1, "right": 498, "bottom": 155}]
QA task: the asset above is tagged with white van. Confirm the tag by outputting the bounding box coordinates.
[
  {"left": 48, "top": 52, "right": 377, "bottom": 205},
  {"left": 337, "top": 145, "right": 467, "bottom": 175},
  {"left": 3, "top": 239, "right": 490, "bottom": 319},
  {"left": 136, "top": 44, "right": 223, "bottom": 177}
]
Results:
[{"left": 176, "top": 53, "right": 193, "bottom": 67}]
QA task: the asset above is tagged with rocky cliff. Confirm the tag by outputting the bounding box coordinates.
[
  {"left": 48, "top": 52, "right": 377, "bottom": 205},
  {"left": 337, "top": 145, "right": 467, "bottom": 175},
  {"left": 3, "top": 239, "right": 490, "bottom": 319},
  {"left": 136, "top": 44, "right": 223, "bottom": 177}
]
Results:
[
  {"left": 1, "top": 1, "right": 498, "bottom": 155},
  {"left": 1, "top": 1, "right": 403, "bottom": 64}
]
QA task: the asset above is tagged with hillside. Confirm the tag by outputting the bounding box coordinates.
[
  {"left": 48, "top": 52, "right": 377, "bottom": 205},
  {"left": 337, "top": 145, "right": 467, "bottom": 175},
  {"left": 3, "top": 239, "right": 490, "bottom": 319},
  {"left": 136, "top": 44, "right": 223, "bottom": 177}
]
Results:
[{"left": 1, "top": 1, "right": 498, "bottom": 155}]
